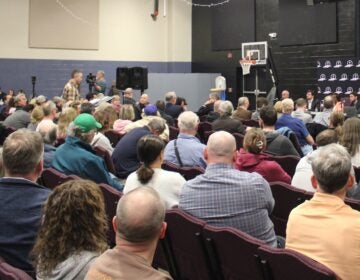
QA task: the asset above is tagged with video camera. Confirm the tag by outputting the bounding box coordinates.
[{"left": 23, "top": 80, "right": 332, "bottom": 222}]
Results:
[{"left": 86, "top": 73, "right": 96, "bottom": 86}]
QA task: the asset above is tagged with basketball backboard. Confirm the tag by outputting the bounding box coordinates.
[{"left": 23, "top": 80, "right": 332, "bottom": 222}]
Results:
[{"left": 241, "top": 41, "right": 268, "bottom": 65}]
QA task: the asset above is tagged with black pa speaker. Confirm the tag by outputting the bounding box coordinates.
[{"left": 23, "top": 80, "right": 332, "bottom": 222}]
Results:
[
  {"left": 116, "top": 67, "right": 130, "bottom": 90},
  {"left": 130, "top": 67, "right": 148, "bottom": 91}
]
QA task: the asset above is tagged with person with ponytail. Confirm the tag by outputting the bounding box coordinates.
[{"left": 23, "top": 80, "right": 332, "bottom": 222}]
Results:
[
  {"left": 235, "top": 128, "right": 291, "bottom": 184},
  {"left": 123, "top": 135, "right": 186, "bottom": 208}
]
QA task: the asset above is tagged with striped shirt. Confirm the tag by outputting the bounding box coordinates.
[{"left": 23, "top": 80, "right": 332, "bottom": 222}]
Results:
[{"left": 62, "top": 80, "right": 80, "bottom": 102}]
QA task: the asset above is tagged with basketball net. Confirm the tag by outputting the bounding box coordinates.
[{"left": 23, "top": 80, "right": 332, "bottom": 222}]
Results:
[{"left": 240, "top": 60, "right": 256, "bottom": 75}]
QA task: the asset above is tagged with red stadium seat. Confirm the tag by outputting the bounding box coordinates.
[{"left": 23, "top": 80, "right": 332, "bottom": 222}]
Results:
[
  {"left": 243, "top": 119, "right": 260, "bottom": 128},
  {"left": 169, "top": 126, "right": 179, "bottom": 141},
  {"left": 93, "top": 146, "right": 116, "bottom": 174},
  {"left": 104, "top": 130, "right": 123, "bottom": 148},
  {"left": 270, "top": 155, "right": 300, "bottom": 178},
  {"left": 198, "top": 122, "right": 213, "bottom": 143},
  {"left": 40, "top": 168, "right": 79, "bottom": 189},
  {"left": 233, "top": 133, "right": 244, "bottom": 150}
]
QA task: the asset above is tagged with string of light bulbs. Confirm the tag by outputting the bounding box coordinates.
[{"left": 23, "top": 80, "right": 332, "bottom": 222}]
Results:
[
  {"left": 179, "top": 0, "right": 230, "bottom": 7},
  {"left": 55, "top": 0, "right": 96, "bottom": 28}
]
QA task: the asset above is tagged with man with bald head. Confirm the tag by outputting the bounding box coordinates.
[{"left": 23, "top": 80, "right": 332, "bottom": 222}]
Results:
[
  {"left": 281, "top": 90, "right": 290, "bottom": 100},
  {"left": 86, "top": 187, "right": 171, "bottom": 280},
  {"left": 179, "top": 131, "right": 277, "bottom": 247}
]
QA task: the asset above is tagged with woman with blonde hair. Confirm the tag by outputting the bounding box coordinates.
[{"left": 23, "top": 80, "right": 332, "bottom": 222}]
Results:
[
  {"left": 28, "top": 106, "right": 44, "bottom": 131},
  {"left": 235, "top": 128, "right": 291, "bottom": 184},
  {"left": 31, "top": 180, "right": 108, "bottom": 280},
  {"left": 340, "top": 117, "right": 360, "bottom": 166},
  {"left": 113, "top": 104, "right": 135, "bottom": 134},
  {"left": 57, "top": 107, "right": 78, "bottom": 139}
]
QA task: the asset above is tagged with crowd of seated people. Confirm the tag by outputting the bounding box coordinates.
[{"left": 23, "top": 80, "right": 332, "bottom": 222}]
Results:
[{"left": 2, "top": 83, "right": 360, "bottom": 279}]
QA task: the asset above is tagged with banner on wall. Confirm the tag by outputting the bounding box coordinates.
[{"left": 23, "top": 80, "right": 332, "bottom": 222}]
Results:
[{"left": 317, "top": 57, "right": 360, "bottom": 95}]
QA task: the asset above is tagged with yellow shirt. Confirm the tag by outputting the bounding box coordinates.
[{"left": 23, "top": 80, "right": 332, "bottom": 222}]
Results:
[{"left": 286, "top": 192, "right": 360, "bottom": 280}]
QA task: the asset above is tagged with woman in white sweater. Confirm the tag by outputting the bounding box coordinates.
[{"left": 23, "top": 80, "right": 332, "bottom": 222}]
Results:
[
  {"left": 340, "top": 117, "right": 360, "bottom": 166},
  {"left": 124, "top": 135, "right": 186, "bottom": 208}
]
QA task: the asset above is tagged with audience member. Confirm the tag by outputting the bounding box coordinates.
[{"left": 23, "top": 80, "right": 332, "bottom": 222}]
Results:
[
  {"left": 111, "top": 95, "right": 121, "bottom": 114},
  {"left": 14, "top": 93, "right": 28, "bottom": 110},
  {"left": 251, "top": 97, "right": 268, "bottom": 121},
  {"left": 273, "top": 100, "right": 283, "bottom": 118},
  {"left": 206, "top": 99, "right": 221, "bottom": 122},
  {"left": 53, "top": 96, "right": 64, "bottom": 113},
  {"left": 52, "top": 113, "right": 123, "bottom": 190},
  {"left": 123, "top": 88, "right": 136, "bottom": 105},
  {"left": 31, "top": 180, "right": 108, "bottom": 280},
  {"left": 80, "top": 102, "right": 95, "bottom": 115},
  {"left": 113, "top": 105, "right": 135, "bottom": 134},
  {"left": 124, "top": 135, "right": 185, "bottom": 208},
  {"left": 155, "top": 100, "right": 174, "bottom": 126},
  {"left": 35, "top": 95, "right": 47, "bottom": 107},
  {"left": 232, "top": 97, "right": 252, "bottom": 120},
  {"left": 3, "top": 103, "right": 32, "bottom": 129},
  {"left": 124, "top": 104, "right": 169, "bottom": 141},
  {"left": 62, "top": 69, "right": 83, "bottom": 102},
  {"left": 37, "top": 119, "right": 58, "bottom": 169},
  {"left": 94, "top": 70, "right": 107, "bottom": 94},
  {"left": 313, "top": 95, "right": 333, "bottom": 127},
  {"left": 329, "top": 111, "right": 344, "bottom": 137},
  {"left": 0, "top": 130, "right": 50, "bottom": 271},
  {"left": 340, "top": 117, "right": 360, "bottom": 166},
  {"left": 175, "top": 97, "right": 188, "bottom": 111},
  {"left": 164, "top": 111, "right": 206, "bottom": 169},
  {"left": 276, "top": 98, "right": 314, "bottom": 155},
  {"left": 212, "top": 101, "right": 246, "bottom": 134},
  {"left": 306, "top": 89, "right": 320, "bottom": 111},
  {"left": 164, "top": 91, "right": 184, "bottom": 119},
  {"left": 259, "top": 106, "right": 299, "bottom": 156},
  {"left": 108, "top": 80, "right": 121, "bottom": 96},
  {"left": 85, "top": 187, "right": 170, "bottom": 280},
  {"left": 112, "top": 117, "right": 166, "bottom": 179},
  {"left": 28, "top": 105, "right": 44, "bottom": 131},
  {"left": 197, "top": 92, "right": 220, "bottom": 117},
  {"left": 56, "top": 107, "right": 78, "bottom": 139},
  {"left": 292, "top": 98, "right": 312, "bottom": 124},
  {"left": 349, "top": 92, "right": 360, "bottom": 113},
  {"left": 180, "top": 131, "right": 277, "bottom": 247},
  {"left": 137, "top": 93, "right": 150, "bottom": 113},
  {"left": 281, "top": 90, "right": 290, "bottom": 100},
  {"left": 36, "top": 101, "right": 57, "bottom": 132},
  {"left": 286, "top": 144, "right": 360, "bottom": 280},
  {"left": 235, "top": 128, "right": 291, "bottom": 184}
]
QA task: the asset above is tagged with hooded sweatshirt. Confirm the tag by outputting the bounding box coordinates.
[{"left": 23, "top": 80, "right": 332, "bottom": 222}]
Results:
[
  {"left": 265, "top": 131, "right": 299, "bottom": 157},
  {"left": 235, "top": 149, "right": 291, "bottom": 184}
]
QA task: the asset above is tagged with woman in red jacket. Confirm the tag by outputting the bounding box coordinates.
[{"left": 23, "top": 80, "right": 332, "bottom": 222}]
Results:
[{"left": 235, "top": 128, "right": 291, "bottom": 184}]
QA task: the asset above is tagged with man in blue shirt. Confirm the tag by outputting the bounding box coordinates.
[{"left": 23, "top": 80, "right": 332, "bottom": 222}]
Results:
[
  {"left": 164, "top": 111, "right": 206, "bottom": 169},
  {"left": 94, "top": 70, "right": 107, "bottom": 94},
  {"left": 52, "top": 113, "right": 123, "bottom": 191},
  {"left": 0, "top": 129, "right": 50, "bottom": 271},
  {"left": 275, "top": 98, "right": 314, "bottom": 155},
  {"left": 164, "top": 91, "right": 184, "bottom": 119}
]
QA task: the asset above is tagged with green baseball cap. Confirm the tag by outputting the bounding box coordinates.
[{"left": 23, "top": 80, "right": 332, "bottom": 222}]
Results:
[{"left": 74, "top": 113, "right": 102, "bottom": 133}]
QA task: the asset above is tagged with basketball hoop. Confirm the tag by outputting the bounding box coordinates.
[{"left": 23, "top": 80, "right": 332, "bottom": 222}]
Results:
[{"left": 240, "top": 60, "right": 256, "bottom": 75}]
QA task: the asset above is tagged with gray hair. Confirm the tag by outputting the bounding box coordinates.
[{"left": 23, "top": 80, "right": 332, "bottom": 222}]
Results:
[
  {"left": 14, "top": 93, "right": 26, "bottom": 105},
  {"left": 147, "top": 117, "right": 166, "bottom": 134},
  {"left": 219, "top": 101, "right": 234, "bottom": 116},
  {"left": 311, "top": 143, "right": 352, "bottom": 193},
  {"left": 282, "top": 98, "right": 294, "bottom": 114},
  {"left": 178, "top": 111, "right": 199, "bottom": 131},
  {"left": 116, "top": 187, "right": 165, "bottom": 243},
  {"left": 38, "top": 122, "right": 58, "bottom": 145},
  {"left": 209, "top": 92, "right": 220, "bottom": 100},
  {"left": 42, "top": 101, "right": 57, "bottom": 117},
  {"left": 97, "top": 70, "right": 105, "bottom": 77},
  {"left": 67, "top": 122, "right": 94, "bottom": 144},
  {"left": 207, "top": 131, "right": 236, "bottom": 158},
  {"left": 3, "top": 129, "right": 43, "bottom": 176},
  {"left": 238, "top": 97, "right": 249, "bottom": 107},
  {"left": 165, "top": 91, "right": 176, "bottom": 102}
]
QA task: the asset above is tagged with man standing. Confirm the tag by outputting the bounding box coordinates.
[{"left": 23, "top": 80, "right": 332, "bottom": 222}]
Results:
[
  {"left": 180, "top": 131, "right": 277, "bottom": 247},
  {"left": 94, "top": 70, "right": 107, "bottom": 95},
  {"left": 164, "top": 92, "right": 184, "bottom": 119},
  {"left": 85, "top": 187, "right": 170, "bottom": 280},
  {"left": 62, "top": 69, "right": 83, "bottom": 102},
  {"left": 286, "top": 144, "right": 360, "bottom": 280}
]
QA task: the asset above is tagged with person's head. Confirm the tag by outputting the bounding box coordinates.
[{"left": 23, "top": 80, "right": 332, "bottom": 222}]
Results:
[
  {"left": 237, "top": 97, "right": 250, "bottom": 109},
  {"left": 57, "top": 107, "right": 78, "bottom": 138},
  {"left": 213, "top": 100, "right": 222, "bottom": 113},
  {"left": 139, "top": 94, "right": 150, "bottom": 106},
  {"left": 273, "top": 101, "right": 283, "bottom": 114},
  {"left": 155, "top": 100, "right": 166, "bottom": 112},
  {"left": 143, "top": 104, "right": 158, "bottom": 117},
  {"left": 350, "top": 92, "right": 358, "bottom": 103},
  {"left": 295, "top": 98, "right": 307, "bottom": 111},
  {"left": 38, "top": 120, "right": 58, "bottom": 146},
  {"left": 218, "top": 100, "right": 234, "bottom": 117},
  {"left": 281, "top": 90, "right": 290, "bottom": 100},
  {"left": 30, "top": 106, "right": 45, "bottom": 124},
  {"left": 3, "top": 129, "right": 43, "bottom": 181},
  {"left": 311, "top": 144, "right": 353, "bottom": 195},
  {"left": 69, "top": 113, "right": 102, "bottom": 144},
  {"left": 281, "top": 98, "right": 294, "bottom": 114},
  {"left": 243, "top": 128, "right": 266, "bottom": 154},
  {"left": 42, "top": 101, "right": 57, "bottom": 120},
  {"left": 111, "top": 95, "right": 121, "bottom": 113},
  {"left": 178, "top": 111, "right": 199, "bottom": 135},
  {"left": 165, "top": 91, "right": 177, "bottom": 104},
  {"left": 68, "top": 101, "right": 81, "bottom": 114},
  {"left": 329, "top": 111, "right": 344, "bottom": 128},
  {"left": 93, "top": 106, "right": 118, "bottom": 133},
  {"left": 205, "top": 131, "right": 237, "bottom": 165},
  {"left": 147, "top": 117, "right": 166, "bottom": 136},
  {"left": 52, "top": 96, "right": 64, "bottom": 111},
  {"left": 209, "top": 93, "right": 220, "bottom": 103},
  {"left": 80, "top": 102, "right": 95, "bottom": 115},
  {"left": 35, "top": 95, "right": 47, "bottom": 106},
  {"left": 119, "top": 104, "right": 135, "bottom": 121},
  {"left": 259, "top": 106, "right": 277, "bottom": 128},
  {"left": 71, "top": 69, "right": 83, "bottom": 85},
  {"left": 315, "top": 129, "right": 338, "bottom": 147},
  {"left": 124, "top": 88, "right": 133, "bottom": 98},
  {"left": 14, "top": 93, "right": 27, "bottom": 107},
  {"left": 176, "top": 97, "right": 187, "bottom": 106},
  {"left": 136, "top": 135, "right": 165, "bottom": 184},
  {"left": 306, "top": 90, "right": 315, "bottom": 101},
  {"left": 113, "top": 187, "right": 166, "bottom": 246},
  {"left": 96, "top": 70, "right": 105, "bottom": 81},
  {"left": 323, "top": 95, "right": 334, "bottom": 110},
  {"left": 256, "top": 97, "right": 268, "bottom": 110},
  {"left": 340, "top": 117, "right": 360, "bottom": 157},
  {"left": 32, "top": 180, "right": 108, "bottom": 278}
]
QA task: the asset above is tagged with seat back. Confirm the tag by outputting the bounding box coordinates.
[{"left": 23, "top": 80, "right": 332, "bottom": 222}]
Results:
[
  {"left": 269, "top": 182, "right": 306, "bottom": 237},
  {"left": 270, "top": 155, "right": 300, "bottom": 178},
  {"left": 345, "top": 197, "right": 360, "bottom": 212},
  {"left": 40, "top": 168, "right": 77, "bottom": 189},
  {"left": 162, "top": 161, "right": 204, "bottom": 180},
  {"left": 169, "top": 126, "right": 179, "bottom": 141},
  {"left": 202, "top": 225, "right": 264, "bottom": 280},
  {"left": 288, "top": 132, "right": 304, "bottom": 157},
  {"left": 258, "top": 246, "right": 336, "bottom": 280},
  {"left": 93, "top": 146, "right": 116, "bottom": 174},
  {"left": 198, "top": 122, "right": 213, "bottom": 143},
  {"left": 0, "top": 257, "right": 33, "bottom": 280},
  {"left": 0, "top": 126, "right": 16, "bottom": 146},
  {"left": 98, "top": 183, "right": 122, "bottom": 247},
  {"left": 233, "top": 133, "right": 244, "bottom": 150},
  {"left": 104, "top": 130, "right": 123, "bottom": 148},
  {"left": 165, "top": 209, "right": 214, "bottom": 280},
  {"left": 243, "top": 119, "right": 260, "bottom": 128},
  {"left": 204, "top": 130, "right": 214, "bottom": 144}
]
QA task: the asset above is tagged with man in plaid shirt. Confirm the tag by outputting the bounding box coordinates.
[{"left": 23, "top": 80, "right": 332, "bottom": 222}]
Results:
[{"left": 62, "top": 69, "right": 83, "bottom": 102}]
